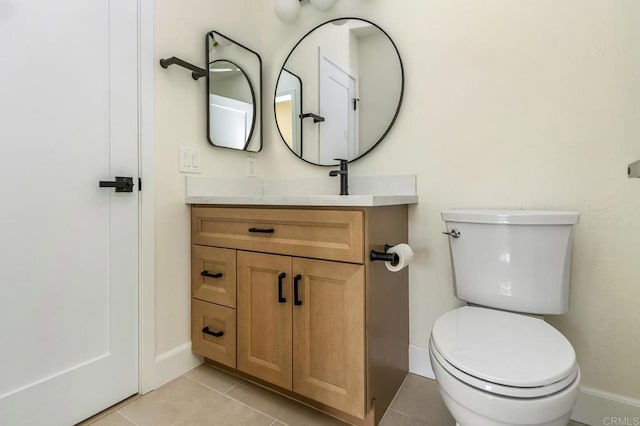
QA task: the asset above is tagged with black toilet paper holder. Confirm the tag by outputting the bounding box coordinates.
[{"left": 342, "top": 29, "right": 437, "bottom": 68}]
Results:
[{"left": 370, "top": 244, "right": 399, "bottom": 264}]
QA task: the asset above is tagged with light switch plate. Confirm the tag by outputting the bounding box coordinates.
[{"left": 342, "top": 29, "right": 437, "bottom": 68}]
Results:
[{"left": 180, "top": 146, "right": 201, "bottom": 174}]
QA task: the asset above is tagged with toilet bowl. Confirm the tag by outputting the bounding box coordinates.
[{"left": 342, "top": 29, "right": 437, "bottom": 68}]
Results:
[
  {"left": 431, "top": 210, "right": 581, "bottom": 426},
  {"left": 429, "top": 306, "right": 580, "bottom": 426}
]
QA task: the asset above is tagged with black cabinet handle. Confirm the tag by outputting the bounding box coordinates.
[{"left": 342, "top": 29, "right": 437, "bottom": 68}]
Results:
[
  {"left": 294, "top": 274, "right": 303, "bottom": 306},
  {"left": 202, "top": 327, "right": 224, "bottom": 337},
  {"left": 248, "top": 227, "right": 275, "bottom": 234},
  {"left": 201, "top": 270, "right": 223, "bottom": 279},
  {"left": 278, "top": 272, "right": 287, "bottom": 303}
]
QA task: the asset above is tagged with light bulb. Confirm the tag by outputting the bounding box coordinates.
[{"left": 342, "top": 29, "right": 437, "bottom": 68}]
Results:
[
  {"left": 275, "top": 0, "right": 301, "bottom": 24},
  {"left": 309, "top": 0, "right": 337, "bottom": 11}
]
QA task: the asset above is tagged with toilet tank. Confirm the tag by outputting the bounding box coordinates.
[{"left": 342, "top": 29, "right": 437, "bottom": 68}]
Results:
[{"left": 441, "top": 210, "right": 579, "bottom": 315}]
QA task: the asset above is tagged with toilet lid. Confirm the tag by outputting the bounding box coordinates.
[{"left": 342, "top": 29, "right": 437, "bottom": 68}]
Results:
[{"left": 431, "top": 307, "right": 576, "bottom": 388}]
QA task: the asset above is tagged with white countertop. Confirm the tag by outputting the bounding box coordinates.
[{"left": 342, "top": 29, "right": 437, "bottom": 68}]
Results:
[
  {"left": 186, "top": 194, "right": 419, "bottom": 207},
  {"left": 185, "top": 175, "right": 419, "bottom": 207}
]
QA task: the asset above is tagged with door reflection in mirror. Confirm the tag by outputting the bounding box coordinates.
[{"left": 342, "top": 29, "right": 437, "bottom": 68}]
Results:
[
  {"left": 275, "top": 18, "right": 403, "bottom": 166},
  {"left": 319, "top": 55, "right": 356, "bottom": 164},
  {"left": 208, "top": 60, "right": 255, "bottom": 150}
]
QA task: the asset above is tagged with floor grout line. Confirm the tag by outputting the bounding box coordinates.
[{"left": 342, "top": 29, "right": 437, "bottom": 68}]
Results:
[
  {"left": 224, "top": 382, "right": 240, "bottom": 394},
  {"left": 82, "top": 394, "right": 141, "bottom": 425},
  {"left": 389, "top": 407, "right": 413, "bottom": 418},
  {"left": 181, "top": 374, "right": 281, "bottom": 423},
  {"left": 115, "top": 410, "right": 139, "bottom": 426},
  {"left": 377, "top": 375, "right": 412, "bottom": 423}
]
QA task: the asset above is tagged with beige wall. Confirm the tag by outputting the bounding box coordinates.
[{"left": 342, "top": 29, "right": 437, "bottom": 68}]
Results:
[
  {"left": 155, "top": 0, "right": 640, "bottom": 401},
  {"left": 358, "top": 30, "right": 402, "bottom": 153},
  {"left": 154, "top": 0, "right": 263, "bottom": 354}
]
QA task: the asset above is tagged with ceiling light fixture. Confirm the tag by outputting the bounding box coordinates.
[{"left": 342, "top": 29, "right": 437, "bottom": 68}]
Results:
[{"left": 275, "top": 0, "right": 338, "bottom": 24}]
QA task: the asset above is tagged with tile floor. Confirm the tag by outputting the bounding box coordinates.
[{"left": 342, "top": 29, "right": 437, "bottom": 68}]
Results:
[{"left": 83, "top": 364, "right": 587, "bottom": 426}]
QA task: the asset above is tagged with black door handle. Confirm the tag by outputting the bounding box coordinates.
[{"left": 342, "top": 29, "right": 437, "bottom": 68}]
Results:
[
  {"left": 278, "top": 272, "right": 287, "bottom": 303},
  {"left": 294, "top": 274, "right": 302, "bottom": 306},
  {"left": 202, "top": 327, "right": 224, "bottom": 337},
  {"left": 248, "top": 227, "right": 275, "bottom": 234},
  {"left": 201, "top": 271, "right": 223, "bottom": 279},
  {"left": 99, "top": 176, "right": 134, "bottom": 193}
]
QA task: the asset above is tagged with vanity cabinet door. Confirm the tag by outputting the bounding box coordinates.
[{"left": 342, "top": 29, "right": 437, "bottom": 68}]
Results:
[
  {"left": 237, "top": 251, "right": 293, "bottom": 390},
  {"left": 292, "top": 258, "right": 366, "bottom": 418}
]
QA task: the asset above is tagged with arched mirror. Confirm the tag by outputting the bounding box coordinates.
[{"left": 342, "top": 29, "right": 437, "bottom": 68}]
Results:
[
  {"left": 275, "top": 18, "right": 404, "bottom": 166},
  {"left": 208, "top": 60, "right": 255, "bottom": 150},
  {"left": 207, "top": 31, "right": 262, "bottom": 152}
]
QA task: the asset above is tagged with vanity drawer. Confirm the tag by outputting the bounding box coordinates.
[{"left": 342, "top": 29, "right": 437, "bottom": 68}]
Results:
[
  {"left": 192, "top": 207, "right": 364, "bottom": 263},
  {"left": 192, "top": 299, "right": 236, "bottom": 368},
  {"left": 192, "top": 245, "right": 236, "bottom": 308}
]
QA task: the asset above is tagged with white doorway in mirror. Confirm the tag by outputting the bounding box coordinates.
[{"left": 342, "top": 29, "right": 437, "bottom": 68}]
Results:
[{"left": 319, "top": 53, "right": 359, "bottom": 164}]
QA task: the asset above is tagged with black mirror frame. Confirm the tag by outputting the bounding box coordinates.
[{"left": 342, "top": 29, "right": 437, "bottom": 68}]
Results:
[
  {"left": 206, "top": 30, "right": 263, "bottom": 153},
  {"left": 274, "top": 17, "right": 405, "bottom": 167}
]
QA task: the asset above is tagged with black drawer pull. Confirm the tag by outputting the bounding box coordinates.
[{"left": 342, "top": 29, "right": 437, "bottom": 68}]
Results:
[
  {"left": 248, "top": 227, "right": 275, "bottom": 234},
  {"left": 294, "top": 274, "right": 303, "bottom": 306},
  {"left": 278, "top": 272, "right": 287, "bottom": 303},
  {"left": 201, "top": 271, "right": 223, "bottom": 279},
  {"left": 202, "top": 327, "right": 224, "bottom": 337}
]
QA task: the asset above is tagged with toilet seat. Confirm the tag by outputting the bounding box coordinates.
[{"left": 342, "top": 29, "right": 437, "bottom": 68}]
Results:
[
  {"left": 430, "top": 339, "right": 579, "bottom": 398},
  {"left": 430, "top": 306, "right": 578, "bottom": 398}
]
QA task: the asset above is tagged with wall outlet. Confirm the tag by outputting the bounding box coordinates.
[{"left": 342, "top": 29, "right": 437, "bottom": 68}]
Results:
[
  {"left": 179, "top": 146, "right": 201, "bottom": 174},
  {"left": 246, "top": 157, "right": 257, "bottom": 177}
]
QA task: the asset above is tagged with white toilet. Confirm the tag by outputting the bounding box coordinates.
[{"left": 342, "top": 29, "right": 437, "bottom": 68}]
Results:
[{"left": 430, "top": 209, "right": 581, "bottom": 426}]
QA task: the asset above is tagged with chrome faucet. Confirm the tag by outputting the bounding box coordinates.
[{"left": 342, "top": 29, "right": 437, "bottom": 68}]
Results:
[{"left": 329, "top": 159, "right": 349, "bottom": 196}]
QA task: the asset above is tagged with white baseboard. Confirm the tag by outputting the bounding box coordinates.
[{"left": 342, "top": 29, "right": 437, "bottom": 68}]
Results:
[
  {"left": 151, "top": 342, "right": 202, "bottom": 390},
  {"left": 572, "top": 386, "right": 640, "bottom": 425},
  {"left": 409, "top": 344, "right": 435, "bottom": 379}
]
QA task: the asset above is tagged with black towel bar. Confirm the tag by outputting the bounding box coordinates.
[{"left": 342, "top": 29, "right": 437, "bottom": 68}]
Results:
[{"left": 159, "top": 56, "right": 207, "bottom": 80}]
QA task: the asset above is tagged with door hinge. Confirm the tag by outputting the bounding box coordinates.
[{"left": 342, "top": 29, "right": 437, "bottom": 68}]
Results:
[{"left": 138, "top": 177, "right": 142, "bottom": 191}]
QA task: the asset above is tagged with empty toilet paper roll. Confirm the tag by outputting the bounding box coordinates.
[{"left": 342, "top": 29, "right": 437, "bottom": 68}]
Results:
[{"left": 385, "top": 243, "right": 414, "bottom": 272}]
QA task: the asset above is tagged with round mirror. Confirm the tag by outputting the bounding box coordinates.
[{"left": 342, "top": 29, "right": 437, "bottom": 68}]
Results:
[
  {"left": 208, "top": 59, "right": 256, "bottom": 150},
  {"left": 275, "top": 18, "right": 404, "bottom": 166}
]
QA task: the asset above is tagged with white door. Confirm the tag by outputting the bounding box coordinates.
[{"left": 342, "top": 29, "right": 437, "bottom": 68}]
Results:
[
  {"left": 319, "top": 55, "right": 357, "bottom": 164},
  {"left": 0, "top": 1, "right": 139, "bottom": 425}
]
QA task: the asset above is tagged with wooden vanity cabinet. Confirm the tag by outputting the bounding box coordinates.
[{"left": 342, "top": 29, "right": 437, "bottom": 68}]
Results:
[{"left": 190, "top": 206, "right": 409, "bottom": 425}]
